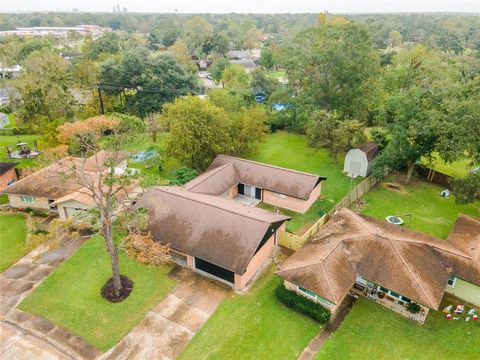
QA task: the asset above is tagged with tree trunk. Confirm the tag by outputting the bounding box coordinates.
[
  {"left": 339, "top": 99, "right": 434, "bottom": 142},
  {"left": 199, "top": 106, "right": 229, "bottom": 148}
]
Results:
[
  {"left": 103, "top": 221, "right": 122, "bottom": 291},
  {"left": 405, "top": 161, "right": 415, "bottom": 184},
  {"left": 152, "top": 131, "right": 157, "bottom": 143}
]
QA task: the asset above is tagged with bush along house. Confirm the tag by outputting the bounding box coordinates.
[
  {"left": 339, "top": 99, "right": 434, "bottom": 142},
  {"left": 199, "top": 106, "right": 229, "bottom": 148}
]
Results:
[{"left": 277, "top": 208, "right": 480, "bottom": 324}]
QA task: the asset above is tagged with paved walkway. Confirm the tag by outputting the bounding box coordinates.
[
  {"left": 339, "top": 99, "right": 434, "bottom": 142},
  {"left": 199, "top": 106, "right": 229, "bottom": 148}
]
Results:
[
  {"left": 101, "top": 267, "right": 229, "bottom": 360},
  {"left": 0, "top": 235, "right": 101, "bottom": 360},
  {"left": 298, "top": 295, "right": 356, "bottom": 360}
]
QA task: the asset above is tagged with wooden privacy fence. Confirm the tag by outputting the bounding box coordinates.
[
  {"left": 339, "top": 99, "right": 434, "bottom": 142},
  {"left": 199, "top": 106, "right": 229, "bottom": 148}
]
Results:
[
  {"left": 416, "top": 166, "right": 452, "bottom": 188},
  {"left": 278, "top": 214, "right": 327, "bottom": 250},
  {"left": 278, "top": 175, "right": 381, "bottom": 251},
  {"left": 328, "top": 175, "right": 380, "bottom": 215}
]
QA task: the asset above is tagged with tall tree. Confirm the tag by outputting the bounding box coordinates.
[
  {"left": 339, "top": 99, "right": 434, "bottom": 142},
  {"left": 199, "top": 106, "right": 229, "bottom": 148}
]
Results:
[
  {"left": 100, "top": 48, "right": 198, "bottom": 117},
  {"left": 286, "top": 16, "right": 379, "bottom": 121},
  {"left": 57, "top": 117, "right": 139, "bottom": 296},
  {"left": 13, "top": 50, "right": 76, "bottom": 135}
]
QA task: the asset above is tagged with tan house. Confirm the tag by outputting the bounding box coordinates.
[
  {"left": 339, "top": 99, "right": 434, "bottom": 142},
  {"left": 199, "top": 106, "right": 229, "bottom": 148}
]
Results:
[
  {"left": 0, "top": 151, "right": 130, "bottom": 218},
  {"left": 0, "top": 162, "right": 18, "bottom": 188},
  {"left": 277, "top": 209, "right": 480, "bottom": 324},
  {"left": 138, "top": 186, "right": 290, "bottom": 290},
  {"left": 185, "top": 155, "right": 326, "bottom": 214}
]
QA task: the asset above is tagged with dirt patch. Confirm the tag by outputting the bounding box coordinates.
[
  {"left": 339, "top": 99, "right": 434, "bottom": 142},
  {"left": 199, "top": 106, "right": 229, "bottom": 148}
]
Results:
[
  {"left": 101, "top": 275, "right": 134, "bottom": 303},
  {"left": 383, "top": 182, "right": 406, "bottom": 193}
]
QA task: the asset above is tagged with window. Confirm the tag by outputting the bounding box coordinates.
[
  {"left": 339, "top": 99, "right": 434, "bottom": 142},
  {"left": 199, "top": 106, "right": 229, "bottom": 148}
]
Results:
[
  {"left": 273, "top": 192, "right": 287, "bottom": 199},
  {"left": 20, "top": 196, "right": 34, "bottom": 203},
  {"left": 389, "top": 290, "right": 401, "bottom": 299},
  {"left": 448, "top": 275, "right": 456, "bottom": 288},
  {"left": 298, "top": 286, "right": 333, "bottom": 306},
  {"left": 379, "top": 286, "right": 389, "bottom": 293}
]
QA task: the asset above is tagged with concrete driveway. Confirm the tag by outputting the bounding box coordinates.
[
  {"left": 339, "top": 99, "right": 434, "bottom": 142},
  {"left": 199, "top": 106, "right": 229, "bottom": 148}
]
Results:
[{"left": 101, "top": 267, "right": 229, "bottom": 360}]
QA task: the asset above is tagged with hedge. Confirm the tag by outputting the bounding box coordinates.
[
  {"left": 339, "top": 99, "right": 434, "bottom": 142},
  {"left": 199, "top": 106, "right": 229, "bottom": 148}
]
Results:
[{"left": 275, "top": 284, "right": 331, "bottom": 324}]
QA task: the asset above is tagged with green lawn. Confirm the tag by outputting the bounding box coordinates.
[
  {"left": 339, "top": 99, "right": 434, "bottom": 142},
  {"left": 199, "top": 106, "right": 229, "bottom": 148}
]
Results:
[
  {"left": 124, "top": 132, "right": 180, "bottom": 186},
  {"left": 179, "top": 270, "right": 320, "bottom": 360},
  {"left": 421, "top": 152, "right": 472, "bottom": 178},
  {"left": 317, "top": 297, "right": 480, "bottom": 360},
  {"left": 248, "top": 131, "right": 357, "bottom": 232},
  {"left": 0, "top": 214, "right": 28, "bottom": 272},
  {"left": 19, "top": 235, "right": 177, "bottom": 351},
  {"left": 357, "top": 176, "right": 479, "bottom": 239},
  {"left": 267, "top": 70, "right": 287, "bottom": 78},
  {"left": 0, "top": 134, "right": 41, "bottom": 169}
]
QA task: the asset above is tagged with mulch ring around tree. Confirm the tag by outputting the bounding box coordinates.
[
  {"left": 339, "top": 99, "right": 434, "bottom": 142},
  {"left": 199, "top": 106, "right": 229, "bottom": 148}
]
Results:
[{"left": 101, "top": 275, "right": 134, "bottom": 303}]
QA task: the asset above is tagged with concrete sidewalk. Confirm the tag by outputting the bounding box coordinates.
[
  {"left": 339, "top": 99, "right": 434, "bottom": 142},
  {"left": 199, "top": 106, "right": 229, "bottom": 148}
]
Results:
[
  {"left": 298, "top": 295, "right": 356, "bottom": 360},
  {"left": 101, "top": 267, "right": 229, "bottom": 360}
]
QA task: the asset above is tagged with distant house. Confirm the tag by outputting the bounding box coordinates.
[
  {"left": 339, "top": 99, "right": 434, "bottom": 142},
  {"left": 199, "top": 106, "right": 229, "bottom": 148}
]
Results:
[
  {"left": 0, "top": 162, "right": 18, "bottom": 188},
  {"left": 277, "top": 209, "right": 480, "bottom": 324},
  {"left": 137, "top": 155, "right": 327, "bottom": 290},
  {"left": 0, "top": 65, "right": 21, "bottom": 79},
  {"left": 231, "top": 58, "right": 259, "bottom": 72},
  {"left": 344, "top": 142, "right": 380, "bottom": 177},
  {"left": 0, "top": 112, "right": 9, "bottom": 128},
  {"left": 0, "top": 151, "right": 136, "bottom": 219}
]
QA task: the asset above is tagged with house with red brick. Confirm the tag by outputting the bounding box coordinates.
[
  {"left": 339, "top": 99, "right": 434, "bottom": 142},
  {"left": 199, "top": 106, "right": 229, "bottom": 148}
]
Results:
[{"left": 0, "top": 162, "right": 18, "bottom": 188}]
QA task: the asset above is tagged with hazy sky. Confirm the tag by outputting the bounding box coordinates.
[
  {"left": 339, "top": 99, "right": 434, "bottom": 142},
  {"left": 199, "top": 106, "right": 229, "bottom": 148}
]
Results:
[{"left": 1, "top": 0, "right": 479, "bottom": 14}]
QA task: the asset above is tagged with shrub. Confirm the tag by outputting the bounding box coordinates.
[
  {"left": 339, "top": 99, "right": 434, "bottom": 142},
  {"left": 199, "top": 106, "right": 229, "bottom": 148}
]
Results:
[
  {"left": 0, "top": 105, "right": 12, "bottom": 114},
  {"left": 275, "top": 284, "right": 331, "bottom": 324},
  {"left": 407, "top": 302, "right": 421, "bottom": 314},
  {"left": 31, "top": 209, "right": 49, "bottom": 217},
  {"left": 24, "top": 207, "right": 33, "bottom": 213},
  {"left": 32, "top": 229, "right": 49, "bottom": 235},
  {"left": 169, "top": 166, "right": 199, "bottom": 185}
]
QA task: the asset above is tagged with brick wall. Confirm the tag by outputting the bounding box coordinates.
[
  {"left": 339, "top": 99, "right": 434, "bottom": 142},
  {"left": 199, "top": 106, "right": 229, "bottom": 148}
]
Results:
[{"left": 263, "top": 182, "right": 322, "bottom": 214}]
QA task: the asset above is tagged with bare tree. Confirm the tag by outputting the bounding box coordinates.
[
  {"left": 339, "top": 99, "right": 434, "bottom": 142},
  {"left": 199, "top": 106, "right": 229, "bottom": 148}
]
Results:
[
  {"left": 56, "top": 117, "right": 139, "bottom": 295},
  {"left": 144, "top": 112, "right": 161, "bottom": 143}
]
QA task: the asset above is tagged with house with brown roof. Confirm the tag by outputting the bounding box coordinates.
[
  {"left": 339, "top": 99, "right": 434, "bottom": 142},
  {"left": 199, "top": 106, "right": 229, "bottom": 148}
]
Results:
[
  {"left": 138, "top": 187, "right": 290, "bottom": 290},
  {"left": 0, "top": 151, "right": 132, "bottom": 219},
  {"left": 277, "top": 208, "right": 480, "bottom": 324},
  {"left": 185, "top": 155, "right": 326, "bottom": 214},
  {"left": 344, "top": 142, "right": 380, "bottom": 177},
  {"left": 137, "top": 155, "right": 325, "bottom": 290}
]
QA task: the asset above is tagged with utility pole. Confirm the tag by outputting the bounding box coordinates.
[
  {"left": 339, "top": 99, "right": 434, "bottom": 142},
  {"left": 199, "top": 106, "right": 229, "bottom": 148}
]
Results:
[{"left": 97, "top": 82, "right": 105, "bottom": 115}]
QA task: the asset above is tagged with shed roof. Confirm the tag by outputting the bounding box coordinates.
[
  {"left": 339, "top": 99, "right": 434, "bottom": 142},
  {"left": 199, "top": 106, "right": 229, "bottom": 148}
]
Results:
[
  {"left": 137, "top": 186, "right": 290, "bottom": 274},
  {"left": 277, "top": 208, "right": 480, "bottom": 310},
  {"left": 185, "top": 155, "right": 326, "bottom": 200},
  {"left": 357, "top": 142, "right": 380, "bottom": 161}
]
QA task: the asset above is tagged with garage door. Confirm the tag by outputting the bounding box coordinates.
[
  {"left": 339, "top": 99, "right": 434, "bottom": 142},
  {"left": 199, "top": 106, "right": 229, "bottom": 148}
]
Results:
[
  {"left": 64, "top": 207, "right": 83, "bottom": 218},
  {"left": 194, "top": 257, "right": 234, "bottom": 284}
]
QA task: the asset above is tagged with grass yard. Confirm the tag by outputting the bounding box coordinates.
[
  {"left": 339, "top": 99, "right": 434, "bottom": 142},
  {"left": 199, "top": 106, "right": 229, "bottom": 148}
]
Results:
[
  {"left": 356, "top": 176, "right": 479, "bottom": 239},
  {"left": 249, "top": 131, "right": 357, "bottom": 232},
  {"left": 316, "top": 297, "right": 480, "bottom": 360},
  {"left": 0, "top": 134, "right": 41, "bottom": 169},
  {"left": 124, "top": 132, "right": 180, "bottom": 186},
  {"left": 0, "top": 214, "right": 28, "bottom": 272},
  {"left": 179, "top": 269, "right": 320, "bottom": 360},
  {"left": 420, "top": 152, "right": 472, "bottom": 178},
  {"left": 19, "top": 235, "right": 177, "bottom": 351},
  {"left": 267, "top": 70, "right": 287, "bottom": 78}
]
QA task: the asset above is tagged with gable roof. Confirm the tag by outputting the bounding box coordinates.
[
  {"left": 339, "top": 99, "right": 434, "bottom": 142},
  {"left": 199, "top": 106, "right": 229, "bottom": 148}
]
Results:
[
  {"left": 357, "top": 142, "right": 380, "bottom": 161},
  {"left": 277, "top": 208, "right": 480, "bottom": 310},
  {"left": 185, "top": 155, "right": 326, "bottom": 200},
  {"left": 0, "top": 151, "right": 128, "bottom": 199},
  {"left": 137, "top": 186, "right": 290, "bottom": 274}
]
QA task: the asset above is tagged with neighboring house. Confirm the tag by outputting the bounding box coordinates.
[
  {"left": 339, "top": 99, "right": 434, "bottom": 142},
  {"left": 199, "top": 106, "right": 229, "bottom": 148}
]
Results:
[
  {"left": 184, "top": 155, "right": 327, "bottom": 214},
  {"left": 138, "top": 187, "right": 289, "bottom": 290},
  {"left": 277, "top": 209, "right": 480, "bottom": 324},
  {"left": 0, "top": 112, "right": 9, "bottom": 128},
  {"left": 231, "top": 58, "right": 259, "bottom": 72},
  {"left": 0, "top": 65, "right": 21, "bottom": 79},
  {"left": 0, "top": 162, "right": 19, "bottom": 188},
  {"left": 0, "top": 151, "right": 131, "bottom": 218},
  {"left": 344, "top": 142, "right": 380, "bottom": 177}
]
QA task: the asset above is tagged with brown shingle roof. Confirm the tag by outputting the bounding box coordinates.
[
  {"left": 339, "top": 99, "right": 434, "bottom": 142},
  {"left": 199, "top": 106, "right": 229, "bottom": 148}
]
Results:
[
  {"left": 277, "top": 209, "right": 480, "bottom": 309},
  {"left": 0, "top": 151, "right": 128, "bottom": 200},
  {"left": 357, "top": 142, "right": 380, "bottom": 161},
  {"left": 137, "top": 186, "right": 290, "bottom": 274},
  {"left": 185, "top": 155, "right": 326, "bottom": 200}
]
